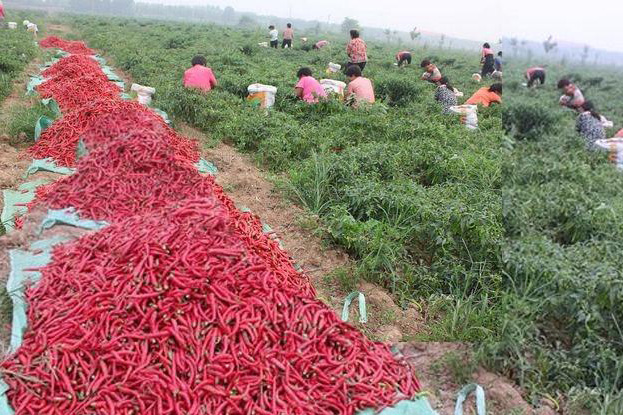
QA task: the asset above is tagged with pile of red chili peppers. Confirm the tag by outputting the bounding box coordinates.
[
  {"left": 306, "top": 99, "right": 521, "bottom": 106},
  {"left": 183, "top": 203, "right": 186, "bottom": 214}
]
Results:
[
  {"left": 39, "top": 36, "right": 95, "bottom": 55},
  {"left": 3, "top": 37, "right": 421, "bottom": 414}
]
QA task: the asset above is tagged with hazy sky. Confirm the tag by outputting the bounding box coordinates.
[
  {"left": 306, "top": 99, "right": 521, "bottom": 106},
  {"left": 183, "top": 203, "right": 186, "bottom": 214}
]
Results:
[{"left": 145, "top": 0, "right": 623, "bottom": 52}]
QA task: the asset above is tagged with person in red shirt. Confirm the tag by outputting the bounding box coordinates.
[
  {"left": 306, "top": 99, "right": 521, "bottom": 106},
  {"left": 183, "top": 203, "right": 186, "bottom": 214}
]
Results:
[
  {"left": 480, "top": 42, "right": 495, "bottom": 77},
  {"left": 395, "top": 51, "right": 412, "bottom": 67},
  {"left": 183, "top": 56, "right": 217, "bottom": 92},
  {"left": 0, "top": 1, "right": 5, "bottom": 22},
  {"left": 346, "top": 29, "right": 368, "bottom": 72},
  {"left": 282, "top": 23, "right": 294, "bottom": 48},
  {"left": 465, "top": 83, "right": 502, "bottom": 107},
  {"left": 313, "top": 40, "right": 329, "bottom": 50},
  {"left": 525, "top": 67, "right": 546, "bottom": 87},
  {"left": 345, "top": 64, "right": 375, "bottom": 107}
]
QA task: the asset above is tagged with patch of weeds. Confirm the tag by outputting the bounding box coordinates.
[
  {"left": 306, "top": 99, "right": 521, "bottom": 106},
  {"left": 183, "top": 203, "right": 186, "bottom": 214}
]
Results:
[
  {"left": 4, "top": 102, "right": 57, "bottom": 144},
  {"left": 430, "top": 351, "right": 477, "bottom": 386}
]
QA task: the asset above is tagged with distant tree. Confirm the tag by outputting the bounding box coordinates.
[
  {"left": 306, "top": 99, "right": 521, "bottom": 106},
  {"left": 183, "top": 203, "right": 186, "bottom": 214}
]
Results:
[
  {"left": 313, "top": 22, "right": 321, "bottom": 36},
  {"left": 238, "top": 15, "right": 256, "bottom": 28},
  {"left": 222, "top": 6, "right": 235, "bottom": 23},
  {"left": 439, "top": 34, "right": 446, "bottom": 49},
  {"left": 543, "top": 35, "right": 557, "bottom": 54},
  {"left": 341, "top": 17, "right": 359, "bottom": 35},
  {"left": 409, "top": 26, "right": 420, "bottom": 42},
  {"left": 581, "top": 45, "right": 590, "bottom": 65},
  {"left": 383, "top": 28, "right": 391, "bottom": 43}
]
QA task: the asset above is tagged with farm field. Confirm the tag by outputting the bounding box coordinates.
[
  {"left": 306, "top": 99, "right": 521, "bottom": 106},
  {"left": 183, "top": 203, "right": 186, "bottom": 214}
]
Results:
[{"left": 0, "top": 8, "right": 622, "bottom": 415}]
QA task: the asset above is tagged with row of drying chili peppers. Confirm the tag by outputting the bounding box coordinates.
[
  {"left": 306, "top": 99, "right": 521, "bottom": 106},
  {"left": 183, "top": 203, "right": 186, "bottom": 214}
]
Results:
[{"left": 2, "top": 36, "right": 421, "bottom": 414}]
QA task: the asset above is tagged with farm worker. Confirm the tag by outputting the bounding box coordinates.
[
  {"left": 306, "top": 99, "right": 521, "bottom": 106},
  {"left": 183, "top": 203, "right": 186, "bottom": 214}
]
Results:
[
  {"left": 616, "top": 129, "right": 623, "bottom": 138},
  {"left": 346, "top": 29, "right": 368, "bottom": 72},
  {"left": 576, "top": 101, "right": 606, "bottom": 148},
  {"left": 268, "top": 25, "right": 278, "bottom": 48},
  {"left": 395, "top": 51, "right": 412, "bottom": 67},
  {"left": 295, "top": 67, "right": 327, "bottom": 103},
  {"left": 0, "top": 1, "right": 5, "bottom": 23},
  {"left": 558, "top": 79, "right": 585, "bottom": 110},
  {"left": 525, "top": 67, "right": 546, "bottom": 87},
  {"left": 183, "top": 56, "right": 218, "bottom": 92},
  {"left": 26, "top": 22, "right": 38, "bottom": 38},
  {"left": 465, "top": 83, "right": 502, "bottom": 107},
  {"left": 434, "top": 77, "right": 458, "bottom": 114},
  {"left": 494, "top": 51, "right": 503, "bottom": 72},
  {"left": 313, "top": 40, "right": 329, "bottom": 50},
  {"left": 480, "top": 42, "right": 495, "bottom": 77},
  {"left": 282, "top": 23, "right": 294, "bottom": 48},
  {"left": 345, "top": 65, "right": 375, "bottom": 106},
  {"left": 420, "top": 60, "right": 442, "bottom": 84}
]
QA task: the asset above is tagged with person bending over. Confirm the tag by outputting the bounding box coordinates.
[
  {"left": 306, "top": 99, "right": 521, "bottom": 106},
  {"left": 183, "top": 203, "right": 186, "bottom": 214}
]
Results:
[
  {"left": 294, "top": 67, "right": 327, "bottom": 103},
  {"left": 435, "top": 77, "right": 458, "bottom": 114},
  {"left": 420, "top": 59, "right": 442, "bottom": 84},
  {"left": 525, "top": 67, "right": 546, "bottom": 87},
  {"left": 396, "top": 51, "right": 412, "bottom": 67},
  {"left": 465, "top": 83, "right": 502, "bottom": 107},
  {"left": 183, "top": 56, "right": 218, "bottom": 92},
  {"left": 557, "top": 79, "right": 585, "bottom": 110},
  {"left": 345, "top": 64, "right": 375, "bottom": 107},
  {"left": 576, "top": 101, "right": 606, "bottom": 148}
]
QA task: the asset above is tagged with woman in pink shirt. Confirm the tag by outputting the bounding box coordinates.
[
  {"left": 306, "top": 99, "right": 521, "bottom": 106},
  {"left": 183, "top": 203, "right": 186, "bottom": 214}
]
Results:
[
  {"left": 313, "top": 40, "right": 329, "bottom": 50},
  {"left": 345, "top": 65, "right": 375, "bottom": 107},
  {"left": 346, "top": 29, "right": 368, "bottom": 72},
  {"left": 294, "top": 67, "right": 327, "bottom": 103},
  {"left": 183, "top": 56, "right": 218, "bottom": 92}
]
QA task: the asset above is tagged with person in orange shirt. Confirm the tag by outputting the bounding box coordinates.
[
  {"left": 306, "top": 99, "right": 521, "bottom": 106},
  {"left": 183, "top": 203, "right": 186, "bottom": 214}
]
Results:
[
  {"left": 465, "top": 83, "right": 502, "bottom": 107},
  {"left": 345, "top": 65, "right": 375, "bottom": 107}
]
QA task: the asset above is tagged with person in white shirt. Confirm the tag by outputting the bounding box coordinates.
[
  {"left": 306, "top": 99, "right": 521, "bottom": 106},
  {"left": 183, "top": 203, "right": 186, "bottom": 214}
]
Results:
[{"left": 268, "top": 25, "right": 278, "bottom": 49}]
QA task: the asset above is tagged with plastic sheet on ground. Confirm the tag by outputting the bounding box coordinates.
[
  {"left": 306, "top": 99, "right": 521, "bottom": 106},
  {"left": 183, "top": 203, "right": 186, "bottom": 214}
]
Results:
[
  {"left": 196, "top": 159, "right": 218, "bottom": 175},
  {"left": 1, "top": 179, "right": 49, "bottom": 231},
  {"left": 24, "top": 158, "right": 75, "bottom": 178},
  {"left": 34, "top": 115, "right": 54, "bottom": 141},
  {"left": 357, "top": 397, "right": 439, "bottom": 415},
  {"left": 26, "top": 75, "right": 45, "bottom": 94},
  {"left": 39, "top": 208, "right": 108, "bottom": 233},
  {"left": 41, "top": 97, "right": 61, "bottom": 117},
  {"left": 153, "top": 108, "right": 171, "bottom": 124},
  {"left": 101, "top": 65, "right": 122, "bottom": 81}
]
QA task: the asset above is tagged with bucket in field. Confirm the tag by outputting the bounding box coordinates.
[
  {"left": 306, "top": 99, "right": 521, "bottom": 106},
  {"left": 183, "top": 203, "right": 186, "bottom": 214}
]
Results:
[
  {"left": 595, "top": 138, "right": 623, "bottom": 170},
  {"left": 449, "top": 105, "right": 478, "bottom": 130},
  {"left": 130, "top": 83, "right": 156, "bottom": 106},
  {"left": 258, "top": 42, "right": 269, "bottom": 48},
  {"left": 320, "top": 79, "right": 346, "bottom": 97},
  {"left": 327, "top": 62, "right": 341, "bottom": 73},
  {"left": 471, "top": 73, "right": 482, "bottom": 82},
  {"left": 8, "top": 22, "right": 18, "bottom": 29},
  {"left": 247, "top": 83, "right": 277, "bottom": 109},
  {"left": 453, "top": 88, "right": 464, "bottom": 98},
  {"left": 491, "top": 71, "right": 503, "bottom": 81}
]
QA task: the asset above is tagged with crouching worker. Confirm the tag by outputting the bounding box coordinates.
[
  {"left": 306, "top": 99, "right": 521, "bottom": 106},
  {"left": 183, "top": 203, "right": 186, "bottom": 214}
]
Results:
[
  {"left": 576, "top": 101, "right": 606, "bottom": 148},
  {"left": 465, "top": 83, "right": 502, "bottom": 107},
  {"left": 420, "top": 60, "right": 442, "bottom": 84},
  {"left": 345, "top": 65, "right": 375, "bottom": 107},
  {"left": 525, "top": 67, "right": 546, "bottom": 87},
  {"left": 396, "top": 51, "right": 412, "bottom": 67},
  {"left": 183, "top": 56, "right": 218, "bottom": 92},
  {"left": 557, "top": 79, "right": 585, "bottom": 110},
  {"left": 313, "top": 40, "right": 329, "bottom": 50},
  {"left": 295, "top": 67, "right": 327, "bottom": 103},
  {"left": 435, "top": 77, "right": 458, "bottom": 114}
]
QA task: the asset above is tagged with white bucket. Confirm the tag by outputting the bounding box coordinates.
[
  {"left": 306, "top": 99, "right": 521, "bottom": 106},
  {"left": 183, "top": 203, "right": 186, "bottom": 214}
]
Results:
[
  {"left": 258, "top": 42, "right": 269, "bottom": 48},
  {"left": 327, "top": 62, "right": 341, "bottom": 73},
  {"left": 472, "top": 73, "right": 482, "bottom": 82},
  {"left": 8, "top": 22, "right": 18, "bottom": 30},
  {"left": 131, "top": 83, "right": 156, "bottom": 106},
  {"left": 320, "top": 79, "right": 346, "bottom": 96},
  {"left": 453, "top": 88, "right": 464, "bottom": 98},
  {"left": 247, "top": 83, "right": 277, "bottom": 108},
  {"left": 301, "top": 37, "right": 308, "bottom": 42},
  {"left": 595, "top": 138, "right": 623, "bottom": 170},
  {"left": 449, "top": 105, "right": 478, "bottom": 130},
  {"left": 491, "top": 71, "right": 503, "bottom": 81}
]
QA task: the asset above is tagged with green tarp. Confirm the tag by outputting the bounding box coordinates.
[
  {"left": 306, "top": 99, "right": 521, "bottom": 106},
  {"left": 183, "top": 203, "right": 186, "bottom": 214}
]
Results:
[
  {"left": 1, "top": 179, "right": 49, "bottom": 231},
  {"left": 196, "top": 159, "right": 218, "bottom": 175},
  {"left": 39, "top": 208, "right": 108, "bottom": 234},
  {"left": 34, "top": 115, "right": 54, "bottom": 141},
  {"left": 24, "top": 158, "right": 75, "bottom": 178},
  {"left": 41, "top": 97, "right": 61, "bottom": 117},
  {"left": 26, "top": 75, "right": 45, "bottom": 94},
  {"left": 357, "top": 397, "right": 438, "bottom": 415}
]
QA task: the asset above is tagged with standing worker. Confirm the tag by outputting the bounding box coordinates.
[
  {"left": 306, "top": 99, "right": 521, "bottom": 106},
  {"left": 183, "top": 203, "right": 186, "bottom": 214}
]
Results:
[
  {"left": 183, "top": 56, "right": 218, "bottom": 92},
  {"left": 345, "top": 65, "right": 375, "bottom": 107},
  {"left": 282, "top": 23, "right": 294, "bottom": 48},
  {"left": 294, "top": 67, "right": 327, "bottom": 103},
  {"left": 0, "top": 1, "right": 5, "bottom": 25},
  {"left": 465, "top": 83, "right": 502, "bottom": 107},
  {"left": 480, "top": 43, "right": 495, "bottom": 77},
  {"left": 434, "top": 77, "right": 458, "bottom": 114},
  {"left": 525, "top": 67, "right": 546, "bottom": 87},
  {"left": 420, "top": 60, "right": 442, "bottom": 84},
  {"left": 268, "top": 25, "right": 278, "bottom": 48},
  {"left": 494, "top": 51, "right": 503, "bottom": 72},
  {"left": 576, "top": 101, "right": 606, "bottom": 148},
  {"left": 346, "top": 29, "right": 368, "bottom": 72},
  {"left": 395, "top": 51, "right": 412, "bottom": 67}
]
